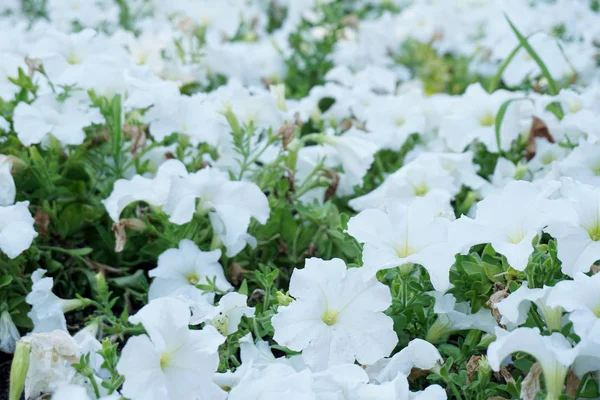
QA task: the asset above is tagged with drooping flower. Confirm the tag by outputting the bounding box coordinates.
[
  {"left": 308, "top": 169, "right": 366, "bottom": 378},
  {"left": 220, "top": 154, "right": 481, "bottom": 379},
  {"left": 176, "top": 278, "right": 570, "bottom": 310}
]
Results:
[
  {"left": 117, "top": 297, "right": 226, "bottom": 400},
  {"left": 271, "top": 258, "right": 398, "bottom": 371},
  {"left": 26, "top": 269, "right": 86, "bottom": 333},
  {"left": 487, "top": 327, "right": 577, "bottom": 400}
]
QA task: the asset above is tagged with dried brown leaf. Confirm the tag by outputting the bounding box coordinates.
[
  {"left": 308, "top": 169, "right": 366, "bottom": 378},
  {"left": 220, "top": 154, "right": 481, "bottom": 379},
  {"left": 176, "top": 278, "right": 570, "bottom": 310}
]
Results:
[{"left": 525, "top": 117, "right": 554, "bottom": 161}]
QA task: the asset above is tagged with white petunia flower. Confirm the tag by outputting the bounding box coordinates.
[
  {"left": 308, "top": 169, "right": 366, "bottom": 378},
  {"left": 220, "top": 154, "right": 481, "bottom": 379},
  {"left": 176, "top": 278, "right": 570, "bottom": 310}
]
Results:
[
  {"left": 346, "top": 196, "right": 456, "bottom": 290},
  {"left": 439, "top": 83, "right": 524, "bottom": 153},
  {"left": 349, "top": 159, "right": 458, "bottom": 211},
  {"left": 164, "top": 166, "right": 270, "bottom": 257},
  {"left": 26, "top": 269, "right": 85, "bottom": 333},
  {"left": 452, "top": 180, "right": 565, "bottom": 271},
  {"left": 0, "top": 201, "right": 38, "bottom": 259},
  {"left": 363, "top": 95, "right": 426, "bottom": 151},
  {"left": 117, "top": 297, "right": 227, "bottom": 400},
  {"left": 148, "top": 239, "right": 232, "bottom": 304},
  {"left": 545, "top": 179, "right": 600, "bottom": 276},
  {"left": 13, "top": 93, "right": 103, "bottom": 146},
  {"left": 271, "top": 258, "right": 398, "bottom": 371},
  {"left": 144, "top": 92, "right": 225, "bottom": 146},
  {"left": 190, "top": 292, "right": 254, "bottom": 336},
  {"left": 31, "top": 29, "right": 129, "bottom": 87}
]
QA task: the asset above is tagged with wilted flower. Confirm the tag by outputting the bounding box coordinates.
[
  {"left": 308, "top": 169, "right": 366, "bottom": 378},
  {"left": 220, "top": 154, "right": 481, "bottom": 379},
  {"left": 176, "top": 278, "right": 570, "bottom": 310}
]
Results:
[{"left": 26, "top": 269, "right": 86, "bottom": 333}]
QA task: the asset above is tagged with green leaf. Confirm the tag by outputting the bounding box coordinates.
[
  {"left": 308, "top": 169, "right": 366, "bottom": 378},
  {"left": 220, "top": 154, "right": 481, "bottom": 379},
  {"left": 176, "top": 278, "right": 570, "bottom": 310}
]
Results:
[
  {"left": 110, "top": 270, "right": 147, "bottom": 290},
  {"left": 488, "top": 42, "right": 522, "bottom": 92},
  {"left": 239, "top": 279, "right": 249, "bottom": 296},
  {"left": 494, "top": 97, "right": 528, "bottom": 154},
  {"left": 0, "top": 275, "right": 13, "bottom": 289},
  {"left": 504, "top": 14, "right": 560, "bottom": 95}
]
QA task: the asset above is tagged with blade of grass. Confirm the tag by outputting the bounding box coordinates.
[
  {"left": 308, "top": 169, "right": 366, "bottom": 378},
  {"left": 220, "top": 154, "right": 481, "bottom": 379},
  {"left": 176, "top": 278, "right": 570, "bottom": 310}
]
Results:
[
  {"left": 495, "top": 97, "right": 529, "bottom": 154},
  {"left": 504, "top": 14, "right": 559, "bottom": 95},
  {"left": 488, "top": 43, "right": 522, "bottom": 93}
]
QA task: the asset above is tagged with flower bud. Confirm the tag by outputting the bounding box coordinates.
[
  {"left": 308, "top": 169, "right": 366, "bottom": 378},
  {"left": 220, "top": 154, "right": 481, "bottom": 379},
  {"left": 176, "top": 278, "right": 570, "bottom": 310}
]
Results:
[
  {"left": 95, "top": 272, "right": 108, "bottom": 294},
  {"left": 477, "top": 356, "right": 492, "bottom": 387},
  {"left": 220, "top": 103, "right": 241, "bottom": 138},
  {"left": 276, "top": 291, "right": 293, "bottom": 306},
  {"left": 425, "top": 315, "right": 452, "bottom": 343},
  {"left": 9, "top": 341, "right": 30, "bottom": 400},
  {"left": 270, "top": 84, "right": 287, "bottom": 111}
]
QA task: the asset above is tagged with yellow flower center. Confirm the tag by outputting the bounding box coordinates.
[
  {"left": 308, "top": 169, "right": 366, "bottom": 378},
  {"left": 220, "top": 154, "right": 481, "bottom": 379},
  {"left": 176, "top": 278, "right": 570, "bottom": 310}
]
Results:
[
  {"left": 413, "top": 184, "right": 429, "bottom": 197},
  {"left": 322, "top": 309, "right": 338, "bottom": 326},
  {"left": 585, "top": 222, "right": 600, "bottom": 242},
  {"left": 186, "top": 273, "right": 200, "bottom": 285},
  {"left": 160, "top": 352, "right": 171, "bottom": 369},
  {"left": 508, "top": 231, "right": 526, "bottom": 244},
  {"left": 479, "top": 113, "right": 495, "bottom": 127},
  {"left": 540, "top": 153, "right": 556, "bottom": 165},
  {"left": 66, "top": 54, "right": 81, "bottom": 65},
  {"left": 395, "top": 243, "right": 416, "bottom": 259},
  {"left": 395, "top": 116, "right": 406, "bottom": 126},
  {"left": 568, "top": 102, "right": 582, "bottom": 113}
]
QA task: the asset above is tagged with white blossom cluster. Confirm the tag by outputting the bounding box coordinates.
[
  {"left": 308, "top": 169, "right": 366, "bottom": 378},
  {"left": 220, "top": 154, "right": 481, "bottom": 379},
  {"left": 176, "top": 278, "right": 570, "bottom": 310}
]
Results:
[{"left": 2, "top": 0, "right": 600, "bottom": 400}]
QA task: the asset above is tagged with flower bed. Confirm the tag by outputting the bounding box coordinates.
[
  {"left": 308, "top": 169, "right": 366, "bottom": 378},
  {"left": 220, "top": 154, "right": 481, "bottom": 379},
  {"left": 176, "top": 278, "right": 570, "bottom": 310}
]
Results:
[{"left": 2, "top": 1, "right": 600, "bottom": 399}]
